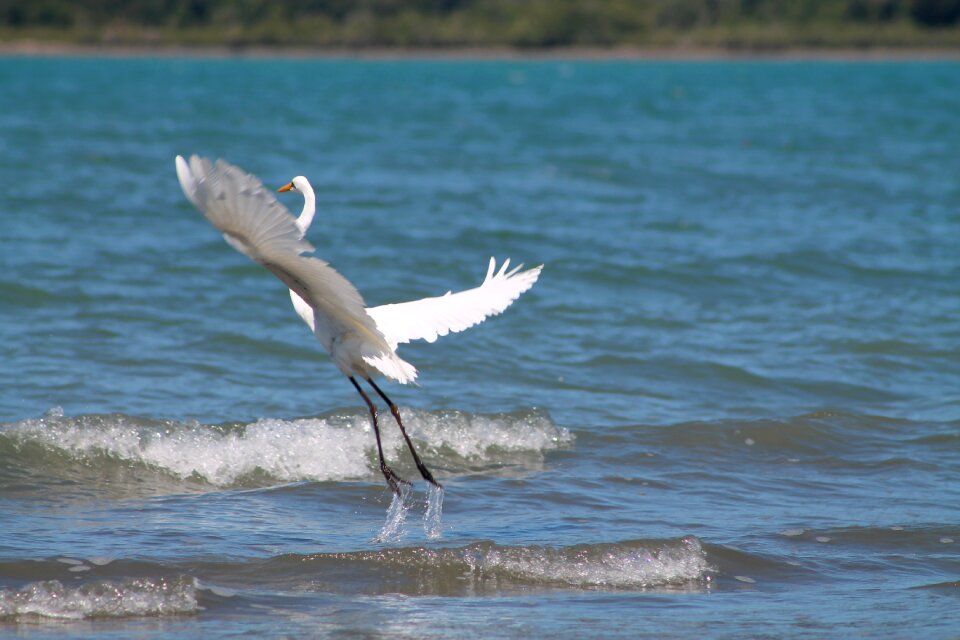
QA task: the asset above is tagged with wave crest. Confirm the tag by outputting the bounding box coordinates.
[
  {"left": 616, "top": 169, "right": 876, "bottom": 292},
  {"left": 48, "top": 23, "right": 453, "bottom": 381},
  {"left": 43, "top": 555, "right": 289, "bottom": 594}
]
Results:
[
  {"left": 302, "top": 536, "right": 710, "bottom": 592},
  {"left": 1, "top": 407, "right": 572, "bottom": 488},
  {"left": 460, "top": 536, "right": 709, "bottom": 588},
  {"left": 0, "top": 577, "right": 197, "bottom": 620}
]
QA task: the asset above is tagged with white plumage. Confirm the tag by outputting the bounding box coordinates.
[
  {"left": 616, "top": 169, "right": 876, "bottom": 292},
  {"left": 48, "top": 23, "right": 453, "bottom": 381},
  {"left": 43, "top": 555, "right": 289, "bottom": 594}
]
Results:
[
  {"left": 368, "top": 257, "right": 542, "bottom": 350},
  {"left": 174, "top": 154, "right": 542, "bottom": 495}
]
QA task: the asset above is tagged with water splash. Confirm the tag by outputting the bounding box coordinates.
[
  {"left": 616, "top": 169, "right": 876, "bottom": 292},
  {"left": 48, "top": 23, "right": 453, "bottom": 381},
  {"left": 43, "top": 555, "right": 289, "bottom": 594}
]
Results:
[
  {"left": 373, "top": 483, "right": 413, "bottom": 544},
  {"left": 424, "top": 484, "right": 444, "bottom": 540}
]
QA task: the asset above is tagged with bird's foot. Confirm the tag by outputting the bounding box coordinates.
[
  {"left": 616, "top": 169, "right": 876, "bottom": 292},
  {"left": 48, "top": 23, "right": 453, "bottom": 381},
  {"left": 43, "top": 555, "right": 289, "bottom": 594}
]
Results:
[
  {"left": 382, "top": 463, "right": 412, "bottom": 498},
  {"left": 416, "top": 462, "right": 443, "bottom": 490}
]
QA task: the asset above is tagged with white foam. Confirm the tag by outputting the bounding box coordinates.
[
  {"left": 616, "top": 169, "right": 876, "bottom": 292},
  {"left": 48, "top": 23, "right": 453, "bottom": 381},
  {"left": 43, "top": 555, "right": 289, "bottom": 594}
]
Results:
[
  {"left": 408, "top": 411, "right": 573, "bottom": 458},
  {"left": 7, "top": 414, "right": 365, "bottom": 485},
  {"left": 464, "top": 536, "right": 709, "bottom": 589},
  {"left": 88, "top": 557, "right": 115, "bottom": 566},
  {"left": 0, "top": 577, "right": 197, "bottom": 620},
  {"left": 7, "top": 409, "right": 570, "bottom": 487}
]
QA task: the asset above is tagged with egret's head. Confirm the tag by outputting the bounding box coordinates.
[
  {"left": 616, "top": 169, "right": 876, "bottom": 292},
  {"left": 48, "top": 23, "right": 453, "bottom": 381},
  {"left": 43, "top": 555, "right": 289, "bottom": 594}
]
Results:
[{"left": 277, "top": 176, "right": 310, "bottom": 194}]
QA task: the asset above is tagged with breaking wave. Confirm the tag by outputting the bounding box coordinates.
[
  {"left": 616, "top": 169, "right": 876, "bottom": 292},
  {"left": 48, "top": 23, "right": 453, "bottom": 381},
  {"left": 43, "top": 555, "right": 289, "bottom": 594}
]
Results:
[
  {"left": 290, "top": 536, "right": 711, "bottom": 593},
  {"left": 0, "top": 576, "right": 197, "bottom": 620},
  {"left": 0, "top": 407, "right": 572, "bottom": 489}
]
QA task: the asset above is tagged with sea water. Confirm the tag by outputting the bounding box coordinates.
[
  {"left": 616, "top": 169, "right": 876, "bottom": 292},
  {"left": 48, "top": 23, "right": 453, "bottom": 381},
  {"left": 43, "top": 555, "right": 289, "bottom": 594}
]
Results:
[{"left": 0, "top": 57, "right": 958, "bottom": 638}]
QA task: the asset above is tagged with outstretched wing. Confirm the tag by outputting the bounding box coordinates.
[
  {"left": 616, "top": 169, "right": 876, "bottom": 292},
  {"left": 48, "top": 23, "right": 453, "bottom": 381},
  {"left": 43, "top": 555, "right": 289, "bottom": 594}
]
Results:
[
  {"left": 175, "top": 155, "right": 313, "bottom": 264},
  {"left": 366, "top": 258, "right": 542, "bottom": 350},
  {"left": 174, "top": 154, "right": 382, "bottom": 349}
]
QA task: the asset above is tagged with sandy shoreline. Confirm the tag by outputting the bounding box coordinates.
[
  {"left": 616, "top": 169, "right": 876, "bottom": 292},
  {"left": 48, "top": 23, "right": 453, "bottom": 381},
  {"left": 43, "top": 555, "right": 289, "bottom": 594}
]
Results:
[{"left": 2, "top": 40, "right": 959, "bottom": 60}]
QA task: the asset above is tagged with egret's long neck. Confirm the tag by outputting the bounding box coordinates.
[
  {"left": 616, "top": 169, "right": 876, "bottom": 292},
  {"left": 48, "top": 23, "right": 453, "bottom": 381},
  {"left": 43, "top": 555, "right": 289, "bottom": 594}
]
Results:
[{"left": 295, "top": 184, "right": 316, "bottom": 236}]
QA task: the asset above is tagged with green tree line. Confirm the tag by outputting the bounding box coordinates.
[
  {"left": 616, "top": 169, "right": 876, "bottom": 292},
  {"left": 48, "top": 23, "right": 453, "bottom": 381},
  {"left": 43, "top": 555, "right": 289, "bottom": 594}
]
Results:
[{"left": 2, "top": 0, "right": 960, "bottom": 48}]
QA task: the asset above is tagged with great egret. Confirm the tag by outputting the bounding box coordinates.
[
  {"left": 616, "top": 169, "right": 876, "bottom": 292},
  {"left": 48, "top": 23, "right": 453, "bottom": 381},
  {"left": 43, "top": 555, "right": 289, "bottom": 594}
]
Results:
[{"left": 174, "top": 155, "right": 542, "bottom": 496}]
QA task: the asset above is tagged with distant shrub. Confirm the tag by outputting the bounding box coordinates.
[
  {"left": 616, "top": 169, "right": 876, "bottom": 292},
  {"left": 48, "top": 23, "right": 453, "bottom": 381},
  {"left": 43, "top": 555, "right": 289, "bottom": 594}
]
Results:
[
  {"left": 911, "top": 0, "right": 960, "bottom": 25},
  {"left": 2, "top": 0, "right": 960, "bottom": 48}
]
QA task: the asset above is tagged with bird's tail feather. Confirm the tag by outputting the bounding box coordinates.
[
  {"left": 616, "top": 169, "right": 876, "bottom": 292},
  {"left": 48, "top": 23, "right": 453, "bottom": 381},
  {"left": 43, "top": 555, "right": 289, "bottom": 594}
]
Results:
[{"left": 362, "top": 352, "right": 418, "bottom": 385}]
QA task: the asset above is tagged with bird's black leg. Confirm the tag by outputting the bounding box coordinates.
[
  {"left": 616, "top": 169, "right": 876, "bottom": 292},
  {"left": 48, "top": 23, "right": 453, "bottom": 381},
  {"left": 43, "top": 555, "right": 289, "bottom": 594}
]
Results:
[
  {"left": 367, "top": 377, "right": 442, "bottom": 489},
  {"left": 349, "top": 376, "right": 409, "bottom": 497}
]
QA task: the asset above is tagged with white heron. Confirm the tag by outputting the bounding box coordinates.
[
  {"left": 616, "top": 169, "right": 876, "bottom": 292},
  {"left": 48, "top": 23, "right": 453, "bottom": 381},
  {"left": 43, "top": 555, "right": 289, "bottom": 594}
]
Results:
[{"left": 174, "top": 155, "right": 542, "bottom": 496}]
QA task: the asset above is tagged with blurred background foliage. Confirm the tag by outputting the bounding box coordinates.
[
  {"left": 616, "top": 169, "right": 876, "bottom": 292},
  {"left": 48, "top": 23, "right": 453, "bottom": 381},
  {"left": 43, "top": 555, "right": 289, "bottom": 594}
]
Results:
[{"left": 2, "top": 0, "right": 960, "bottom": 48}]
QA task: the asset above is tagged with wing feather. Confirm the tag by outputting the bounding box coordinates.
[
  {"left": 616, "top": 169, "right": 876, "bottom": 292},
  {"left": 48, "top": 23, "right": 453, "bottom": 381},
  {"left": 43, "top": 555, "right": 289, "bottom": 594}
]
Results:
[
  {"left": 367, "top": 257, "right": 542, "bottom": 349},
  {"left": 174, "top": 154, "right": 381, "bottom": 346}
]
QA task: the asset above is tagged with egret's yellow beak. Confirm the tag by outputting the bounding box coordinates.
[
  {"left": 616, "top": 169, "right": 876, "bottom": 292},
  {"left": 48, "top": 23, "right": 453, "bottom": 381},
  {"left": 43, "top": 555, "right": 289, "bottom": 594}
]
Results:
[{"left": 277, "top": 182, "right": 294, "bottom": 193}]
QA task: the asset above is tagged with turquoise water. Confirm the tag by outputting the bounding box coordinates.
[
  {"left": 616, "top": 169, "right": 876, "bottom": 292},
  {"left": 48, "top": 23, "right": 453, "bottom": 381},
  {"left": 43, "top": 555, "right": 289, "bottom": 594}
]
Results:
[{"left": 1, "top": 57, "right": 958, "bottom": 637}]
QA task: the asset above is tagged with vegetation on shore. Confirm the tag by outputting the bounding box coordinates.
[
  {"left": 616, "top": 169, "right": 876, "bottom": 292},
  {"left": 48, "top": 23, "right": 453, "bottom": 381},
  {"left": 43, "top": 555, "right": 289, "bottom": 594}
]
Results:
[{"left": 2, "top": 0, "right": 960, "bottom": 51}]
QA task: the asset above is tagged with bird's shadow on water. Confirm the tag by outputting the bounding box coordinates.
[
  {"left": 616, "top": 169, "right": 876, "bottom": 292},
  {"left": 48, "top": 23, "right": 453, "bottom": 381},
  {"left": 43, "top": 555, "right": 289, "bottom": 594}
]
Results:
[{"left": 371, "top": 483, "right": 445, "bottom": 544}]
